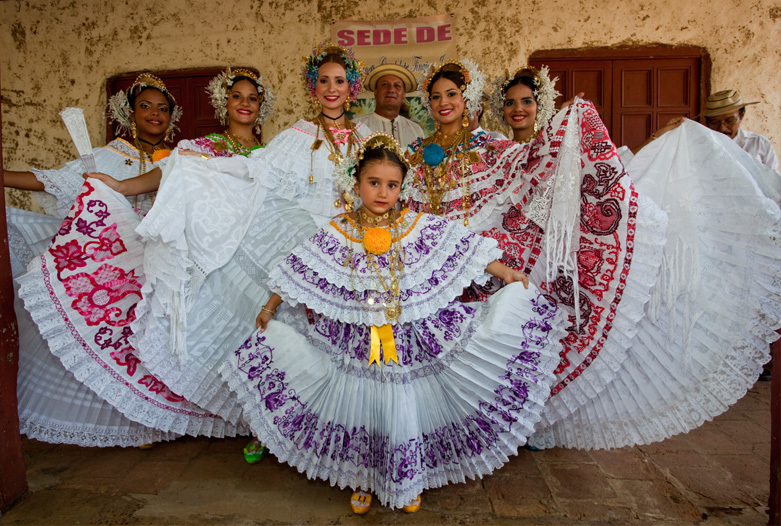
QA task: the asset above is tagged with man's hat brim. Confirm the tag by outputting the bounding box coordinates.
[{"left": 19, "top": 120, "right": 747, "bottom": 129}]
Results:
[{"left": 365, "top": 64, "right": 417, "bottom": 92}]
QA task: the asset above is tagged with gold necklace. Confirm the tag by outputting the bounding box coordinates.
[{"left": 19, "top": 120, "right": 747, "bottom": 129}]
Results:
[
  {"left": 347, "top": 213, "right": 405, "bottom": 321},
  {"left": 421, "top": 126, "right": 473, "bottom": 225},
  {"left": 310, "top": 114, "right": 361, "bottom": 211},
  {"left": 359, "top": 208, "right": 392, "bottom": 226},
  {"left": 223, "top": 130, "right": 259, "bottom": 154}
]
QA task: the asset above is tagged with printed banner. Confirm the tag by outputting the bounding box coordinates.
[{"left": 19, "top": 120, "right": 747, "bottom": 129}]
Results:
[{"left": 332, "top": 14, "right": 457, "bottom": 134}]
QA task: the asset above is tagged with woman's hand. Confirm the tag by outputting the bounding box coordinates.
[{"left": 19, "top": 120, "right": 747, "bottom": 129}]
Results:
[
  {"left": 653, "top": 116, "right": 686, "bottom": 138},
  {"left": 486, "top": 261, "right": 529, "bottom": 289},
  {"left": 559, "top": 92, "right": 585, "bottom": 109},
  {"left": 503, "top": 268, "right": 529, "bottom": 288},
  {"left": 178, "top": 149, "right": 210, "bottom": 158},
  {"left": 255, "top": 294, "right": 284, "bottom": 332},
  {"left": 255, "top": 308, "right": 274, "bottom": 332},
  {"left": 83, "top": 172, "right": 123, "bottom": 193}
]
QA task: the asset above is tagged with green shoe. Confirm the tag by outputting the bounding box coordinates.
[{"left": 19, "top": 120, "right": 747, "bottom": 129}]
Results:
[{"left": 243, "top": 440, "right": 268, "bottom": 464}]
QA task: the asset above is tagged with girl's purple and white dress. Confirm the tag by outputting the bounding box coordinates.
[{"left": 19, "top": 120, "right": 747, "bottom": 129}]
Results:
[{"left": 219, "top": 210, "right": 568, "bottom": 509}]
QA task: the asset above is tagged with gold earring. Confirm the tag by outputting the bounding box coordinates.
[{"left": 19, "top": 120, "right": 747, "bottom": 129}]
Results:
[
  {"left": 344, "top": 100, "right": 351, "bottom": 111},
  {"left": 312, "top": 98, "right": 322, "bottom": 115},
  {"left": 131, "top": 121, "right": 138, "bottom": 140},
  {"left": 165, "top": 128, "right": 172, "bottom": 142},
  {"left": 435, "top": 120, "right": 441, "bottom": 131},
  {"left": 533, "top": 120, "right": 539, "bottom": 134},
  {"left": 462, "top": 109, "right": 469, "bottom": 128}
]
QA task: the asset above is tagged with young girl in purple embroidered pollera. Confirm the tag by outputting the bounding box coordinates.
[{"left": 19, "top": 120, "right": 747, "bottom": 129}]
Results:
[{"left": 219, "top": 132, "right": 568, "bottom": 514}]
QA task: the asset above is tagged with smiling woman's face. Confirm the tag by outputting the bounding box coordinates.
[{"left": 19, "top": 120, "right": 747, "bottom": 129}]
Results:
[
  {"left": 315, "top": 61, "right": 349, "bottom": 112},
  {"left": 428, "top": 77, "right": 465, "bottom": 127}
]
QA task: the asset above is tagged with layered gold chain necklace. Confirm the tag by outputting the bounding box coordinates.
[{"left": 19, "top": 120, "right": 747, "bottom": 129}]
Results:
[
  {"left": 347, "top": 208, "right": 405, "bottom": 321},
  {"left": 310, "top": 113, "right": 360, "bottom": 210},
  {"left": 223, "top": 129, "right": 259, "bottom": 155},
  {"left": 420, "top": 126, "right": 475, "bottom": 226}
]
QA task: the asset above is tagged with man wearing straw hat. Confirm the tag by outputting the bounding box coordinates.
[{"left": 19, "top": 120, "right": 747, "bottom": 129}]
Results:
[
  {"left": 703, "top": 90, "right": 778, "bottom": 170},
  {"left": 355, "top": 63, "right": 424, "bottom": 150}
]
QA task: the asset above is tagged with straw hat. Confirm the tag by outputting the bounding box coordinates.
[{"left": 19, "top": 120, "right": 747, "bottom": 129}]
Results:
[
  {"left": 702, "top": 90, "right": 759, "bottom": 117},
  {"left": 364, "top": 64, "right": 417, "bottom": 92}
]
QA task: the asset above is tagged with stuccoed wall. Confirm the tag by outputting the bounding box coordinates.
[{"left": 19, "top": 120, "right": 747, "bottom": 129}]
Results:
[{"left": 2, "top": 0, "right": 779, "bottom": 210}]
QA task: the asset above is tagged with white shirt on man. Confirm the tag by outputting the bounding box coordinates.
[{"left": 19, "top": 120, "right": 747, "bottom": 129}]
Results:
[
  {"left": 354, "top": 112, "right": 425, "bottom": 152},
  {"left": 734, "top": 128, "right": 778, "bottom": 171}
]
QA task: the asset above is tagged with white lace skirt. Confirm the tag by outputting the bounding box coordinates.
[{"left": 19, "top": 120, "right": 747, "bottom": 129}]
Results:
[
  {"left": 530, "top": 121, "right": 781, "bottom": 449},
  {"left": 8, "top": 206, "right": 178, "bottom": 446},
  {"left": 220, "top": 282, "right": 567, "bottom": 509},
  {"left": 133, "top": 186, "right": 321, "bottom": 420},
  {"left": 15, "top": 181, "right": 235, "bottom": 438}
]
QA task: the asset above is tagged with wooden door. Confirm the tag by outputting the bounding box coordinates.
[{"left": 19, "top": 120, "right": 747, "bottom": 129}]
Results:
[
  {"left": 613, "top": 58, "right": 700, "bottom": 147},
  {"left": 530, "top": 46, "right": 709, "bottom": 150},
  {"left": 0, "top": 71, "right": 28, "bottom": 512}
]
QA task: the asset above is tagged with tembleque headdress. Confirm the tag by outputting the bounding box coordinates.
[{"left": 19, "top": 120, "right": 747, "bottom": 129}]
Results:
[
  {"left": 418, "top": 58, "right": 486, "bottom": 118},
  {"left": 302, "top": 42, "right": 365, "bottom": 103},
  {"left": 107, "top": 72, "right": 183, "bottom": 139},
  {"left": 489, "top": 65, "right": 560, "bottom": 130},
  {"left": 333, "top": 132, "right": 414, "bottom": 204},
  {"left": 206, "top": 67, "right": 275, "bottom": 133}
]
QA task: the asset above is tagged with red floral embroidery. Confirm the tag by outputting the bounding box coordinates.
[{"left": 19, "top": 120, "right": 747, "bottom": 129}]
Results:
[
  {"left": 138, "top": 375, "right": 186, "bottom": 403},
  {"left": 84, "top": 224, "right": 127, "bottom": 262},
  {"left": 62, "top": 264, "right": 142, "bottom": 327},
  {"left": 49, "top": 239, "right": 87, "bottom": 274},
  {"left": 110, "top": 345, "right": 141, "bottom": 376},
  {"left": 58, "top": 181, "right": 95, "bottom": 236}
]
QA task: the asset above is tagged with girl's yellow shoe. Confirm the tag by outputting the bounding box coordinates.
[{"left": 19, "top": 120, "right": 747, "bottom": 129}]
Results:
[
  {"left": 350, "top": 491, "right": 372, "bottom": 514},
  {"left": 402, "top": 495, "right": 421, "bottom": 513}
]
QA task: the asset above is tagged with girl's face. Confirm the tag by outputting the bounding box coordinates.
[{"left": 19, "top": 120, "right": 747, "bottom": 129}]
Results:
[
  {"left": 503, "top": 83, "right": 538, "bottom": 134},
  {"left": 354, "top": 160, "right": 403, "bottom": 219},
  {"left": 227, "top": 79, "right": 260, "bottom": 126},
  {"left": 315, "top": 61, "right": 349, "bottom": 112},
  {"left": 130, "top": 88, "right": 171, "bottom": 141},
  {"left": 428, "top": 77, "right": 466, "bottom": 127}
]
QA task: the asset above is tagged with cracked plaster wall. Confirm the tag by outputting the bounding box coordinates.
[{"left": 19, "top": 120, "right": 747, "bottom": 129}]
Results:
[{"left": 1, "top": 0, "right": 779, "bottom": 210}]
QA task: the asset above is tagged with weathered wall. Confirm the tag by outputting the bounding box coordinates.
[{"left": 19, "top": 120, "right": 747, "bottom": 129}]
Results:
[{"left": 2, "top": 0, "right": 779, "bottom": 209}]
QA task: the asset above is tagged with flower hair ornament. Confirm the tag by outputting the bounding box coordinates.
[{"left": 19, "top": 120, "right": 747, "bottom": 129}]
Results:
[
  {"left": 302, "top": 42, "right": 365, "bottom": 104},
  {"left": 488, "top": 65, "right": 561, "bottom": 131},
  {"left": 206, "top": 67, "right": 275, "bottom": 133},
  {"left": 333, "top": 132, "right": 414, "bottom": 205},
  {"left": 107, "top": 72, "right": 183, "bottom": 139},
  {"left": 417, "top": 58, "right": 486, "bottom": 118}
]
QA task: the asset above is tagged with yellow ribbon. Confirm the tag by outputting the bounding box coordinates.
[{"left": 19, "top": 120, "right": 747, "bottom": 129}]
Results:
[{"left": 368, "top": 324, "right": 398, "bottom": 367}]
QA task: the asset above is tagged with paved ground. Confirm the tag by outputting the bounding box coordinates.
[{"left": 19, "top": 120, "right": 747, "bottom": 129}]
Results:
[{"left": 0, "top": 381, "right": 772, "bottom": 525}]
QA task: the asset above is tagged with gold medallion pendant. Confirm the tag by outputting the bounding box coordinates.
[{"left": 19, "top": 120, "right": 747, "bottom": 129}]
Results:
[{"left": 385, "top": 306, "right": 400, "bottom": 320}]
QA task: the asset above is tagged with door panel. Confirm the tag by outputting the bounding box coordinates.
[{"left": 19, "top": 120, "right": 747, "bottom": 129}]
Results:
[{"left": 531, "top": 50, "right": 702, "bottom": 150}]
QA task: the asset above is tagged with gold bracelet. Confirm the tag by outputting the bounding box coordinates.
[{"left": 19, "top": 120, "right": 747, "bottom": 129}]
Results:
[
  {"left": 200, "top": 153, "right": 210, "bottom": 159},
  {"left": 649, "top": 132, "right": 658, "bottom": 141},
  {"left": 261, "top": 307, "right": 276, "bottom": 316}
]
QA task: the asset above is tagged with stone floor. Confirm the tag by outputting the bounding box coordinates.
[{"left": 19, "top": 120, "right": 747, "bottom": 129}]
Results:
[{"left": 0, "top": 382, "right": 772, "bottom": 525}]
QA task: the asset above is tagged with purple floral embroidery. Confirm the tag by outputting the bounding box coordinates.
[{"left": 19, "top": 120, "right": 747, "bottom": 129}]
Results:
[{"left": 231, "top": 291, "right": 560, "bottom": 483}]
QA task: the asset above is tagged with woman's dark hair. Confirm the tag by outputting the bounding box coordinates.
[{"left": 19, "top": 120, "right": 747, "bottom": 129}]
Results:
[
  {"left": 317, "top": 53, "right": 347, "bottom": 70},
  {"left": 356, "top": 146, "right": 407, "bottom": 180},
  {"left": 227, "top": 75, "right": 260, "bottom": 94},
  {"left": 503, "top": 74, "right": 537, "bottom": 100},
  {"left": 426, "top": 69, "right": 466, "bottom": 95},
  {"left": 128, "top": 86, "right": 176, "bottom": 111}
]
